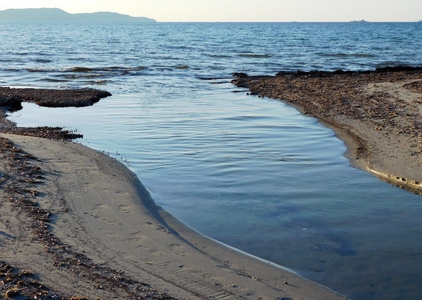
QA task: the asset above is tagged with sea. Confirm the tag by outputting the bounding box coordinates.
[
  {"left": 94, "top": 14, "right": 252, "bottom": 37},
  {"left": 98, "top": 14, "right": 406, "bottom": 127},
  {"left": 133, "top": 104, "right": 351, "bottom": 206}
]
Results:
[{"left": 1, "top": 22, "right": 422, "bottom": 299}]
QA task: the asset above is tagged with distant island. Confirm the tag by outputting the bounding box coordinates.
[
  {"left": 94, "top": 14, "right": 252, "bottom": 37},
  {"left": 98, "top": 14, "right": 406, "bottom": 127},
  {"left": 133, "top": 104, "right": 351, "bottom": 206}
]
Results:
[
  {"left": 0, "top": 8, "right": 156, "bottom": 23},
  {"left": 350, "top": 19, "right": 368, "bottom": 23}
]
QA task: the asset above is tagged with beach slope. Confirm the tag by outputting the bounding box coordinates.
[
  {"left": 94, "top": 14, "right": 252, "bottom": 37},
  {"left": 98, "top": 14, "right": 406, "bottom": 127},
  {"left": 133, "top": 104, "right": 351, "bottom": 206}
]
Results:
[{"left": 0, "top": 133, "right": 345, "bottom": 299}]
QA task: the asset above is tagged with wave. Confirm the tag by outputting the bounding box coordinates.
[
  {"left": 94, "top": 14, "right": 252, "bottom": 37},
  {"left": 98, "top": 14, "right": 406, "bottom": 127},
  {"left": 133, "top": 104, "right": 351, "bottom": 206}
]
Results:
[
  {"left": 26, "top": 68, "right": 53, "bottom": 73},
  {"left": 317, "top": 52, "right": 376, "bottom": 58},
  {"left": 238, "top": 54, "right": 272, "bottom": 58},
  {"left": 142, "top": 65, "right": 193, "bottom": 72},
  {"left": 91, "top": 80, "right": 108, "bottom": 85},
  {"left": 33, "top": 58, "right": 53, "bottom": 63},
  {"left": 2, "top": 68, "right": 23, "bottom": 72},
  {"left": 62, "top": 74, "right": 106, "bottom": 79},
  {"left": 40, "top": 78, "right": 68, "bottom": 83},
  {"left": 25, "top": 66, "right": 148, "bottom": 72},
  {"left": 65, "top": 66, "right": 147, "bottom": 73},
  {"left": 206, "top": 54, "right": 233, "bottom": 58},
  {"left": 25, "top": 66, "right": 148, "bottom": 75},
  {"left": 21, "top": 65, "right": 193, "bottom": 84},
  {"left": 23, "top": 65, "right": 195, "bottom": 79}
]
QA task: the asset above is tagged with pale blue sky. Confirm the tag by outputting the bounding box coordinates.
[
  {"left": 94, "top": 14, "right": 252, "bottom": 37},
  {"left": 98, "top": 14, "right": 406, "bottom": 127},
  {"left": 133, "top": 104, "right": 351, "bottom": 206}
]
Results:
[{"left": 1, "top": 0, "right": 421, "bottom": 22}]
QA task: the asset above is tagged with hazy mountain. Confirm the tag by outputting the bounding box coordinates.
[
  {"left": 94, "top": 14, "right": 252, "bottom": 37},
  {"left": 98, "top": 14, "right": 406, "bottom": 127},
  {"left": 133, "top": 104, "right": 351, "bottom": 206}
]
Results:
[{"left": 0, "top": 8, "right": 156, "bottom": 23}]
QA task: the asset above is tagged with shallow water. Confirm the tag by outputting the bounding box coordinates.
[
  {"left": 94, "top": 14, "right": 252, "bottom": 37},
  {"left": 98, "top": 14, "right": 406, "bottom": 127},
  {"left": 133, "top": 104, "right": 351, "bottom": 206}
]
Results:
[{"left": 3, "top": 22, "right": 422, "bottom": 299}]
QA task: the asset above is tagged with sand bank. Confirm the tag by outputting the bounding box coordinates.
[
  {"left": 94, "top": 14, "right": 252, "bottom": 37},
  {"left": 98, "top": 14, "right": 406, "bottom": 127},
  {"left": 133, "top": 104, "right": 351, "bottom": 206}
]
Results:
[
  {"left": 232, "top": 68, "right": 422, "bottom": 194},
  {"left": 0, "top": 133, "right": 345, "bottom": 299}
]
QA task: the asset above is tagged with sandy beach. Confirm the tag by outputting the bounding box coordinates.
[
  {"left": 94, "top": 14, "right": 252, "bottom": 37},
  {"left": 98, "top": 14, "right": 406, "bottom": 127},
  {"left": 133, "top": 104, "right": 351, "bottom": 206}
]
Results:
[
  {"left": 2, "top": 66, "right": 421, "bottom": 298},
  {"left": 0, "top": 133, "right": 345, "bottom": 299},
  {"left": 0, "top": 88, "right": 345, "bottom": 298},
  {"left": 233, "top": 67, "right": 422, "bottom": 194}
]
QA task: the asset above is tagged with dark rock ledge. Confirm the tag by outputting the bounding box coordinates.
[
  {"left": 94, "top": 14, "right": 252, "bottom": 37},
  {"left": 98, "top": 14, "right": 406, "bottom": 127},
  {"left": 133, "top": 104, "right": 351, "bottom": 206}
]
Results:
[{"left": 0, "top": 87, "right": 111, "bottom": 111}]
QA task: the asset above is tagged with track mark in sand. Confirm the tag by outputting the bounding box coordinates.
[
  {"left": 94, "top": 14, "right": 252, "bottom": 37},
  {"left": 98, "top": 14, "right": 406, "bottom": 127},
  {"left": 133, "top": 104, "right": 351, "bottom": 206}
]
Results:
[
  {"left": 100, "top": 218, "right": 125, "bottom": 228},
  {"left": 145, "top": 221, "right": 170, "bottom": 233},
  {"left": 147, "top": 249, "right": 165, "bottom": 256},
  {"left": 141, "top": 261, "right": 237, "bottom": 299},
  {"left": 156, "top": 225, "right": 169, "bottom": 233},
  {"left": 169, "top": 243, "right": 187, "bottom": 256},
  {"left": 126, "top": 232, "right": 147, "bottom": 247},
  {"left": 93, "top": 203, "right": 108, "bottom": 213},
  {"left": 118, "top": 204, "right": 132, "bottom": 214}
]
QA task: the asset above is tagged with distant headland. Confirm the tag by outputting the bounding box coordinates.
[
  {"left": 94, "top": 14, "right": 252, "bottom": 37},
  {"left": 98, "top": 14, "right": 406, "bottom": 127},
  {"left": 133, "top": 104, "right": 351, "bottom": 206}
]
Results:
[{"left": 0, "top": 8, "right": 156, "bottom": 23}]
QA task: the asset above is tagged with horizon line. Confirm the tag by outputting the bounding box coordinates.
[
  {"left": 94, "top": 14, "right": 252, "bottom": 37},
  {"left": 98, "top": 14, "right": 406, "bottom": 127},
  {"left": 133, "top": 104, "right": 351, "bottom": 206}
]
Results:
[{"left": 0, "top": 7, "right": 420, "bottom": 23}]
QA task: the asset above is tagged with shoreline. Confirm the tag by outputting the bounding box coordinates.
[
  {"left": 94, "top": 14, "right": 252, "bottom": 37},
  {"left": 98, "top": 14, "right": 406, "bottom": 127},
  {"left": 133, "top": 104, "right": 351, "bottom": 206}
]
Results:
[
  {"left": 0, "top": 87, "right": 345, "bottom": 298},
  {"left": 232, "top": 67, "right": 422, "bottom": 194},
  {"left": 1, "top": 67, "right": 421, "bottom": 297},
  {"left": 0, "top": 133, "right": 345, "bottom": 299}
]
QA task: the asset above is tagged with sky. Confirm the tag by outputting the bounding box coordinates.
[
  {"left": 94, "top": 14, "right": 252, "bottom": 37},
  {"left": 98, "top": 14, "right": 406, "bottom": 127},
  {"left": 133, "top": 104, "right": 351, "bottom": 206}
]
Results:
[{"left": 1, "top": 0, "right": 421, "bottom": 22}]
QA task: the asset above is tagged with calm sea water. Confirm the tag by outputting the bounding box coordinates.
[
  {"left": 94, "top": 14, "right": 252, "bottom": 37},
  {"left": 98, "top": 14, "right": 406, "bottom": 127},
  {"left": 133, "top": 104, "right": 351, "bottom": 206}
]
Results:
[{"left": 2, "top": 22, "right": 422, "bottom": 299}]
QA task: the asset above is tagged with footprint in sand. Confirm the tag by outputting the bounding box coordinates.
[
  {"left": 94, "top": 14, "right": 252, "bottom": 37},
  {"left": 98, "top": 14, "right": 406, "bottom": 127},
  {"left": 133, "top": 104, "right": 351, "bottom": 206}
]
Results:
[
  {"left": 170, "top": 243, "right": 187, "bottom": 256},
  {"left": 118, "top": 205, "right": 132, "bottom": 214}
]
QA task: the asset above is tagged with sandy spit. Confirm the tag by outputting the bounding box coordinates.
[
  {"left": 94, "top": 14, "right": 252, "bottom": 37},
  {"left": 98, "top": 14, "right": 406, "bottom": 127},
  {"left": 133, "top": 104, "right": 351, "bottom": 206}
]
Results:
[
  {"left": 232, "top": 68, "right": 422, "bottom": 194},
  {"left": 0, "top": 133, "right": 345, "bottom": 299}
]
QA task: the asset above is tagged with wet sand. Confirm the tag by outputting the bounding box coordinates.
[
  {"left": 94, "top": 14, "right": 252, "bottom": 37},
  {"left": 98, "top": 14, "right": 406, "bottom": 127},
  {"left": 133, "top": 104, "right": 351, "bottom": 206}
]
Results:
[
  {"left": 232, "top": 67, "right": 422, "bottom": 194},
  {"left": 0, "top": 88, "right": 344, "bottom": 299}
]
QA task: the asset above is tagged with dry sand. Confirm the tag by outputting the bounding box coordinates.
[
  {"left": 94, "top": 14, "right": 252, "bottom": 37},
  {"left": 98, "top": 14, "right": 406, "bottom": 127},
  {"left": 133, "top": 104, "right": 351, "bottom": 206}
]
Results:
[
  {"left": 0, "top": 133, "right": 345, "bottom": 299},
  {"left": 232, "top": 68, "right": 422, "bottom": 194}
]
